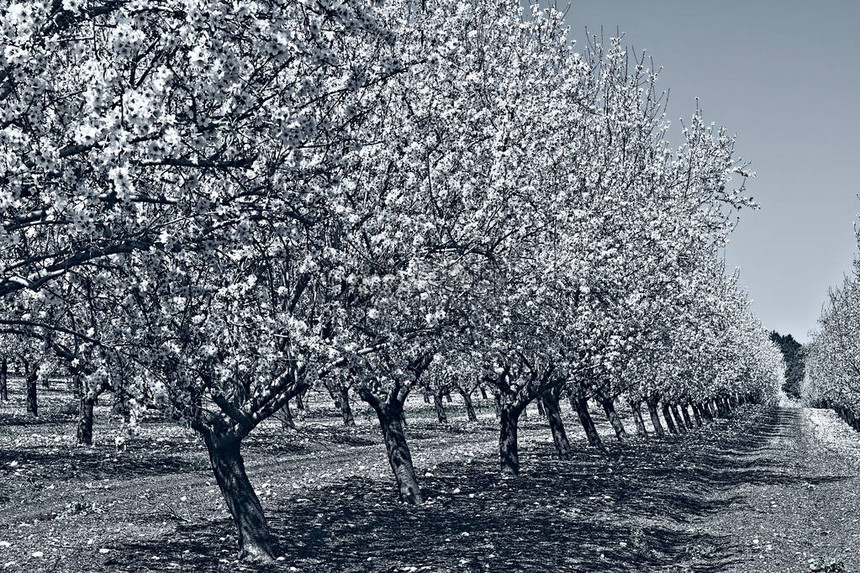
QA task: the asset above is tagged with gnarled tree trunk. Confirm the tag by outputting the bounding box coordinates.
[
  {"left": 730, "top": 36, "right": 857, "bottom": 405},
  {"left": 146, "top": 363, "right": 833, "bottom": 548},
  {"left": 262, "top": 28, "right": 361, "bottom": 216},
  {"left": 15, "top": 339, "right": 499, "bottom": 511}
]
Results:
[
  {"left": 0, "top": 358, "right": 7, "bottom": 401},
  {"left": 71, "top": 372, "right": 82, "bottom": 398},
  {"left": 689, "top": 403, "right": 702, "bottom": 427},
  {"left": 629, "top": 400, "right": 647, "bottom": 437},
  {"left": 671, "top": 404, "right": 687, "bottom": 433},
  {"left": 542, "top": 390, "right": 571, "bottom": 458},
  {"left": 276, "top": 400, "right": 296, "bottom": 430},
  {"left": 25, "top": 363, "right": 38, "bottom": 416},
  {"left": 203, "top": 429, "right": 277, "bottom": 563},
  {"left": 113, "top": 387, "right": 132, "bottom": 425},
  {"left": 77, "top": 393, "right": 95, "bottom": 446},
  {"left": 646, "top": 397, "right": 665, "bottom": 438},
  {"left": 572, "top": 394, "right": 603, "bottom": 449},
  {"left": 361, "top": 391, "right": 422, "bottom": 504},
  {"left": 339, "top": 386, "right": 355, "bottom": 426},
  {"left": 661, "top": 403, "right": 678, "bottom": 434},
  {"left": 499, "top": 402, "right": 525, "bottom": 475},
  {"left": 680, "top": 403, "right": 694, "bottom": 428},
  {"left": 597, "top": 390, "right": 627, "bottom": 442},
  {"left": 433, "top": 391, "right": 448, "bottom": 424},
  {"left": 459, "top": 389, "right": 478, "bottom": 422}
]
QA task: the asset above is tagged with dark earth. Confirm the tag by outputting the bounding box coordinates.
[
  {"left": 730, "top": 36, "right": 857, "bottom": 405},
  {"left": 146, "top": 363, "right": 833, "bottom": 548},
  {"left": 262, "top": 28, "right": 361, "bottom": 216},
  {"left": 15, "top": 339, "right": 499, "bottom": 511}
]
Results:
[{"left": 0, "top": 385, "right": 858, "bottom": 572}]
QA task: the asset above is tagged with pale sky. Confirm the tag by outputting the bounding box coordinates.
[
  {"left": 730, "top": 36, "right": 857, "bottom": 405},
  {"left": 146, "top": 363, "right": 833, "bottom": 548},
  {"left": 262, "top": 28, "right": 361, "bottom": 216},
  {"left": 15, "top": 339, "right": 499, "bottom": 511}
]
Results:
[{"left": 565, "top": 0, "right": 860, "bottom": 343}]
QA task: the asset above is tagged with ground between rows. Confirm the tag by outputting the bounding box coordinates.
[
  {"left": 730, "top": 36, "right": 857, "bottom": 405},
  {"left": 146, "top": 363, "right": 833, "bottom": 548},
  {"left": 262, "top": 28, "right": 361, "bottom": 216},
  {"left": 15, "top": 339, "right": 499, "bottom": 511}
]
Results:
[{"left": 1, "top": 396, "right": 858, "bottom": 572}]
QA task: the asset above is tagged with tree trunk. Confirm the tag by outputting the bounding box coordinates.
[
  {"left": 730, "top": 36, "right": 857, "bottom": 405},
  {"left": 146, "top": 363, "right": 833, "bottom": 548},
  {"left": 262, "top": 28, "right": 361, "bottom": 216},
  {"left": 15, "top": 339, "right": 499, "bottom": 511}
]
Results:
[
  {"left": 276, "top": 400, "right": 296, "bottom": 430},
  {"left": 689, "top": 403, "right": 702, "bottom": 427},
  {"left": 113, "top": 387, "right": 132, "bottom": 424},
  {"left": 520, "top": 404, "right": 528, "bottom": 421},
  {"left": 646, "top": 398, "right": 665, "bottom": 437},
  {"left": 598, "top": 392, "right": 628, "bottom": 442},
  {"left": 459, "top": 389, "right": 478, "bottom": 423},
  {"left": 26, "top": 364, "right": 38, "bottom": 416},
  {"left": 542, "top": 391, "right": 571, "bottom": 458},
  {"left": 433, "top": 391, "right": 448, "bottom": 424},
  {"left": 479, "top": 386, "right": 488, "bottom": 400},
  {"left": 422, "top": 391, "right": 430, "bottom": 404},
  {"left": 0, "top": 358, "right": 6, "bottom": 401},
  {"left": 203, "top": 430, "right": 277, "bottom": 562},
  {"left": 572, "top": 395, "right": 603, "bottom": 449},
  {"left": 326, "top": 383, "right": 340, "bottom": 409},
  {"left": 680, "top": 403, "right": 694, "bottom": 428},
  {"left": 670, "top": 404, "right": 687, "bottom": 433},
  {"left": 699, "top": 401, "right": 714, "bottom": 422},
  {"left": 536, "top": 398, "right": 546, "bottom": 417},
  {"left": 339, "top": 387, "right": 355, "bottom": 427},
  {"left": 445, "top": 392, "right": 453, "bottom": 403},
  {"left": 370, "top": 400, "right": 422, "bottom": 504},
  {"left": 499, "top": 403, "right": 524, "bottom": 475},
  {"left": 68, "top": 375, "right": 79, "bottom": 397},
  {"left": 493, "top": 393, "right": 502, "bottom": 419},
  {"left": 295, "top": 390, "right": 305, "bottom": 411},
  {"left": 629, "top": 400, "right": 647, "bottom": 437},
  {"left": 661, "top": 403, "right": 678, "bottom": 434},
  {"left": 77, "top": 394, "right": 95, "bottom": 446}
]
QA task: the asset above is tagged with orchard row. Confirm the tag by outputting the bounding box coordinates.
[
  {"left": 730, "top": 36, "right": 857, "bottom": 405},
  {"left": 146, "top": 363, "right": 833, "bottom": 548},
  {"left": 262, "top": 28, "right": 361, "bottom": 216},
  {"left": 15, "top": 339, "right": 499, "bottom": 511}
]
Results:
[
  {"left": 0, "top": 0, "right": 783, "bottom": 563},
  {"left": 804, "top": 260, "right": 860, "bottom": 426}
]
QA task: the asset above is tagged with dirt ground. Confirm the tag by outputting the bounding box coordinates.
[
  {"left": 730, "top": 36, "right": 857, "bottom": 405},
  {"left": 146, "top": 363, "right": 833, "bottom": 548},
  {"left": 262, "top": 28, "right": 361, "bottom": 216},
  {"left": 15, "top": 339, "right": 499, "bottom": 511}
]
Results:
[{"left": 0, "top": 384, "right": 858, "bottom": 572}]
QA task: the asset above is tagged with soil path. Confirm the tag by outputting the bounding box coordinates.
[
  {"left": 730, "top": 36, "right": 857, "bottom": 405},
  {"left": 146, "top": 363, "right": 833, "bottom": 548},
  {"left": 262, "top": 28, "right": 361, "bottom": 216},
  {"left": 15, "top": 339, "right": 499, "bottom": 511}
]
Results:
[{"left": 696, "top": 406, "right": 860, "bottom": 572}]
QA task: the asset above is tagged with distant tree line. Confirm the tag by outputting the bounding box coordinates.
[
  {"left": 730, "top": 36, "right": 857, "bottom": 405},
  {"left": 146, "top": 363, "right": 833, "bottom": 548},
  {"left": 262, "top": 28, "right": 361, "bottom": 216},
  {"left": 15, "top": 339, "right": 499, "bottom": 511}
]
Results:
[{"left": 769, "top": 331, "right": 804, "bottom": 400}]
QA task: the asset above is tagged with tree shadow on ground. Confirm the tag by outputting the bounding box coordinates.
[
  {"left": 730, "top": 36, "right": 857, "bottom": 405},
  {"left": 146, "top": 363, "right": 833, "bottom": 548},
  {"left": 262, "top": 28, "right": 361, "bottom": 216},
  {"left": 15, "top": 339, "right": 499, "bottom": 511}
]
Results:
[
  {"left": 112, "top": 407, "right": 841, "bottom": 572},
  {"left": 0, "top": 445, "right": 209, "bottom": 482},
  {"left": 110, "top": 469, "right": 739, "bottom": 573},
  {"left": 246, "top": 424, "right": 379, "bottom": 454},
  {"left": 268, "top": 474, "right": 740, "bottom": 573}
]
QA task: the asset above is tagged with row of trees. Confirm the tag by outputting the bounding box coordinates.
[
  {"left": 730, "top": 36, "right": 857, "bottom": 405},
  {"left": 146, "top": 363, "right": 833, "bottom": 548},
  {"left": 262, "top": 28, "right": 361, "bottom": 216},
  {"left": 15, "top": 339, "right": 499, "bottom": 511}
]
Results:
[
  {"left": 804, "top": 261, "right": 860, "bottom": 423},
  {"left": 0, "top": 0, "right": 782, "bottom": 563}
]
